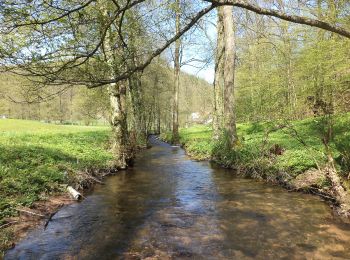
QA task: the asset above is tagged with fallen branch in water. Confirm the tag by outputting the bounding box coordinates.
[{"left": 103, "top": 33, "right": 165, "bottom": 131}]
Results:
[
  {"left": 308, "top": 187, "right": 336, "bottom": 202},
  {"left": 77, "top": 170, "right": 105, "bottom": 185},
  {"left": 44, "top": 210, "right": 59, "bottom": 230},
  {"left": 288, "top": 186, "right": 336, "bottom": 202},
  {"left": 85, "top": 174, "right": 104, "bottom": 185}
]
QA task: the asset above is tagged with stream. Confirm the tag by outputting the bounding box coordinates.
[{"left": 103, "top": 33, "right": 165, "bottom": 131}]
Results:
[{"left": 5, "top": 136, "right": 350, "bottom": 259}]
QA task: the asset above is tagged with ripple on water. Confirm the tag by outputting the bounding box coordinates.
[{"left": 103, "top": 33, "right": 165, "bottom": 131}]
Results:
[{"left": 5, "top": 137, "right": 350, "bottom": 259}]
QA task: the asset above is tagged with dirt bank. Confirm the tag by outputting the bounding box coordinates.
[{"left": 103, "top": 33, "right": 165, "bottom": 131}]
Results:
[{"left": 0, "top": 169, "right": 118, "bottom": 257}]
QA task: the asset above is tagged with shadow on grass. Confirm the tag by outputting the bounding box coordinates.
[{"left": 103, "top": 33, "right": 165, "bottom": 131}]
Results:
[{"left": 0, "top": 131, "right": 112, "bottom": 221}]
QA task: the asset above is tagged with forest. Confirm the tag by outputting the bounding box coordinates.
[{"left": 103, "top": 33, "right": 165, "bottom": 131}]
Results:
[{"left": 1, "top": 0, "right": 350, "bottom": 258}]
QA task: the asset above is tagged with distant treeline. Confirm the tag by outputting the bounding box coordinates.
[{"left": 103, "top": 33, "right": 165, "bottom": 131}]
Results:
[{"left": 0, "top": 61, "right": 212, "bottom": 128}]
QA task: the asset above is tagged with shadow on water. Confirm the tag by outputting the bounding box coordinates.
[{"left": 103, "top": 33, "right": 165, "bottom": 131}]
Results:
[{"left": 5, "top": 136, "right": 350, "bottom": 259}]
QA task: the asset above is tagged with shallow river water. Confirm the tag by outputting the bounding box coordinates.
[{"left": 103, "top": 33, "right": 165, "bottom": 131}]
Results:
[{"left": 5, "top": 136, "right": 350, "bottom": 259}]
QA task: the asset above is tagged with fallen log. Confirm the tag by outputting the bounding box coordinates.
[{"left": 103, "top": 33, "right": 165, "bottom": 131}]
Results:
[{"left": 67, "top": 186, "right": 82, "bottom": 200}]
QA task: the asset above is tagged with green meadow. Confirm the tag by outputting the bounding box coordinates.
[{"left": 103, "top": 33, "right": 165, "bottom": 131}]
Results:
[{"left": 0, "top": 119, "right": 113, "bottom": 223}]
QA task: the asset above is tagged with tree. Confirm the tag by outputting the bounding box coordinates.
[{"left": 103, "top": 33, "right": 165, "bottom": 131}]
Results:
[
  {"left": 222, "top": 5, "right": 237, "bottom": 146},
  {"left": 99, "top": 1, "right": 130, "bottom": 168},
  {"left": 213, "top": 6, "right": 225, "bottom": 139},
  {"left": 1, "top": 0, "right": 350, "bottom": 167},
  {"left": 172, "top": 0, "right": 181, "bottom": 144},
  {"left": 213, "top": 5, "right": 237, "bottom": 147}
]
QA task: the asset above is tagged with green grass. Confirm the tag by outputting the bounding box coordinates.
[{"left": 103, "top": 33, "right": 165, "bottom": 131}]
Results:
[
  {"left": 0, "top": 119, "right": 113, "bottom": 223},
  {"left": 162, "top": 113, "right": 350, "bottom": 181}
]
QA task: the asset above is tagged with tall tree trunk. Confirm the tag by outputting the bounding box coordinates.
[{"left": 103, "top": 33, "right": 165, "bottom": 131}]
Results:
[
  {"left": 222, "top": 6, "right": 237, "bottom": 146},
  {"left": 213, "top": 6, "right": 225, "bottom": 139},
  {"left": 38, "top": 102, "right": 41, "bottom": 121},
  {"left": 109, "top": 82, "right": 129, "bottom": 169},
  {"left": 128, "top": 71, "right": 147, "bottom": 149},
  {"left": 127, "top": 10, "right": 148, "bottom": 149},
  {"left": 172, "top": 0, "right": 180, "bottom": 144},
  {"left": 101, "top": 2, "right": 130, "bottom": 169},
  {"left": 70, "top": 88, "right": 74, "bottom": 122},
  {"left": 153, "top": 72, "right": 161, "bottom": 134},
  {"left": 59, "top": 93, "right": 63, "bottom": 123}
]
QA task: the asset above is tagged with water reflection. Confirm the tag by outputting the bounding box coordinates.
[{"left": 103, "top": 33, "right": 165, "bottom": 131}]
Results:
[{"left": 5, "top": 136, "right": 350, "bottom": 259}]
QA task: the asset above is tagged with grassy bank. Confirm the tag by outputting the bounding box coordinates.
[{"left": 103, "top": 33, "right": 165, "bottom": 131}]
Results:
[
  {"left": 161, "top": 114, "right": 350, "bottom": 191},
  {"left": 0, "top": 119, "right": 113, "bottom": 254}
]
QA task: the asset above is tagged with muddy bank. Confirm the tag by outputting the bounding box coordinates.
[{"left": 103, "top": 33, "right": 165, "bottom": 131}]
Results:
[{"left": 0, "top": 168, "right": 117, "bottom": 256}]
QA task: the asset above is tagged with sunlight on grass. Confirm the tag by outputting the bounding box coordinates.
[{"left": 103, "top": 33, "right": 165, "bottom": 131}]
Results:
[
  {"left": 162, "top": 114, "right": 350, "bottom": 178},
  {"left": 0, "top": 119, "right": 108, "bottom": 134},
  {"left": 0, "top": 119, "right": 113, "bottom": 223}
]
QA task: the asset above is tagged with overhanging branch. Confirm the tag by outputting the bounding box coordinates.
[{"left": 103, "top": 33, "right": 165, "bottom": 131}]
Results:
[
  {"left": 206, "top": 0, "right": 350, "bottom": 39},
  {"left": 86, "top": 4, "right": 216, "bottom": 88}
]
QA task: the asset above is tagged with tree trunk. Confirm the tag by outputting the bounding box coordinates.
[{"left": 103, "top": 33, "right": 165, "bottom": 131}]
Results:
[
  {"left": 153, "top": 72, "right": 161, "bottom": 134},
  {"left": 101, "top": 1, "right": 130, "bottom": 168},
  {"left": 109, "top": 82, "right": 129, "bottom": 169},
  {"left": 126, "top": 10, "right": 148, "bottom": 149},
  {"left": 325, "top": 149, "right": 350, "bottom": 215},
  {"left": 222, "top": 5, "right": 237, "bottom": 146},
  {"left": 213, "top": 6, "right": 225, "bottom": 140},
  {"left": 70, "top": 88, "right": 74, "bottom": 122},
  {"left": 172, "top": 0, "right": 180, "bottom": 144},
  {"left": 59, "top": 93, "right": 63, "bottom": 123},
  {"left": 128, "top": 72, "right": 147, "bottom": 149}
]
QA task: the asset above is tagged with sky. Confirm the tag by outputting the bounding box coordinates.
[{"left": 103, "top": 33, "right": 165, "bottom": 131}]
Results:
[
  {"left": 166, "top": 4, "right": 217, "bottom": 85},
  {"left": 183, "top": 11, "right": 217, "bottom": 84},
  {"left": 182, "top": 64, "right": 215, "bottom": 84}
]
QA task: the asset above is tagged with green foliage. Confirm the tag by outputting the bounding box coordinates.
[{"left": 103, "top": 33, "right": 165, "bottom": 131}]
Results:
[
  {"left": 0, "top": 119, "right": 113, "bottom": 223},
  {"left": 0, "top": 227, "right": 14, "bottom": 257},
  {"left": 175, "top": 114, "right": 350, "bottom": 183},
  {"left": 161, "top": 125, "right": 213, "bottom": 160},
  {"left": 235, "top": 11, "right": 350, "bottom": 122},
  {"left": 333, "top": 114, "right": 350, "bottom": 173},
  {"left": 212, "top": 132, "right": 241, "bottom": 167},
  {"left": 0, "top": 73, "right": 111, "bottom": 125}
]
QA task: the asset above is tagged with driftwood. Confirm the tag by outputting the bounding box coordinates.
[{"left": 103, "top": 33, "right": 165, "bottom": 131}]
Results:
[
  {"left": 0, "top": 221, "right": 18, "bottom": 229},
  {"left": 60, "top": 199, "right": 77, "bottom": 202},
  {"left": 78, "top": 171, "right": 105, "bottom": 185},
  {"left": 67, "top": 186, "right": 82, "bottom": 200},
  {"left": 308, "top": 187, "right": 337, "bottom": 202},
  {"left": 85, "top": 174, "right": 104, "bottom": 184},
  {"left": 16, "top": 208, "right": 45, "bottom": 218}
]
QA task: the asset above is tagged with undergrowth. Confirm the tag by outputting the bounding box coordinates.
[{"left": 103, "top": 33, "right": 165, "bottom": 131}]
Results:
[{"left": 161, "top": 113, "right": 350, "bottom": 183}]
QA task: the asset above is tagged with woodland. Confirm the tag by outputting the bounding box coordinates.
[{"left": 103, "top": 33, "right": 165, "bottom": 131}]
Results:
[{"left": 0, "top": 0, "right": 350, "bottom": 256}]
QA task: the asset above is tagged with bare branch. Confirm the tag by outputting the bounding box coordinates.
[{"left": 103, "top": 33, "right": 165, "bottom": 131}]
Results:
[
  {"left": 87, "top": 4, "right": 216, "bottom": 87},
  {"left": 8, "top": 0, "right": 96, "bottom": 29},
  {"left": 205, "top": 0, "right": 350, "bottom": 38}
]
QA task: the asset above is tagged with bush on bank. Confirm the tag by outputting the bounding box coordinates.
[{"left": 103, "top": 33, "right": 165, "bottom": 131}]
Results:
[{"left": 161, "top": 114, "right": 350, "bottom": 187}]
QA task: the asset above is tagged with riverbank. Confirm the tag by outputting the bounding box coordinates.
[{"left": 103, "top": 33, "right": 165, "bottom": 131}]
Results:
[
  {"left": 8, "top": 133, "right": 350, "bottom": 259},
  {"left": 161, "top": 114, "right": 350, "bottom": 217},
  {"left": 0, "top": 119, "right": 114, "bottom": 256}
]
